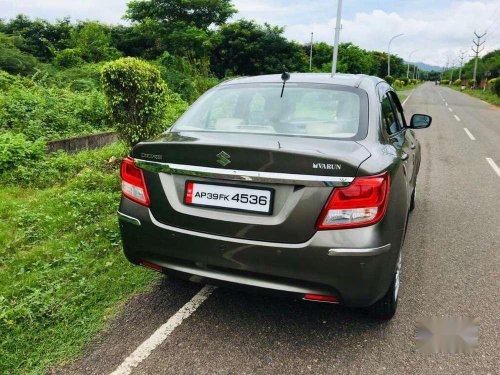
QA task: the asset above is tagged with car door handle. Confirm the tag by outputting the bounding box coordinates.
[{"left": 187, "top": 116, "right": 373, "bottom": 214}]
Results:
[
  {"left": 401, "top": 153, "right": 409, "bottom": 161},
  {"left": 410, "top": 143, "right": 416, "bottom": 149}
]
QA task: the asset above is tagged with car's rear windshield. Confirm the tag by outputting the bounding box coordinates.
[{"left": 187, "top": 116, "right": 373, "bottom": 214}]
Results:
[{"left": 172, "top": 83, "right": 368, "bottom": 140}]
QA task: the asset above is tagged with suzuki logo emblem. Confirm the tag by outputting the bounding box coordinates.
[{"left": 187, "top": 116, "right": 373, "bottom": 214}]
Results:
[{"left": 216, "top": 151, "right": 231, "bottom": 167}]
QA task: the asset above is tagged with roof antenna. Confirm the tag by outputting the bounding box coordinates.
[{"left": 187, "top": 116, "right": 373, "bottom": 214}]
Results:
[{"left": 280, "top": 71, "right": 290, "bottom": 98}]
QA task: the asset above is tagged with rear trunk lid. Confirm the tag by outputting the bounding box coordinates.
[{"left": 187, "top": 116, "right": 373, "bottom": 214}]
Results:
[{"left": 132, "top": 131, "right": 370, "bottom": 243}]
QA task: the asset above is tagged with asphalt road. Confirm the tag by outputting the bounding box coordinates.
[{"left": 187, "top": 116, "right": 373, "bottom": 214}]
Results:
[{"left": 54, "top": 82, "right": 500, "bottom": 375}]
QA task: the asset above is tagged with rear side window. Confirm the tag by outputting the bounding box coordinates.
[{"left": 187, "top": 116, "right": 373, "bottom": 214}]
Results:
[
  {"left": 172, "top": 83, "right": 369, "bottom": 140},
  {"left": 388, "top": 92, "right": 406, "bottom": 128},
  {"left": 381, "top": 94, "right": 400, "bottom": 135}
]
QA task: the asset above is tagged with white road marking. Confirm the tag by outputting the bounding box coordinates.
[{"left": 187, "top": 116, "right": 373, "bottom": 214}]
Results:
[
  {"left": 445, "top": 102, "right": 448, "bottom": 106},
  {"left": 454, "top": 115, "right": 461, "bottom": 122},
  {"left": 463, "top": 128, "right": 476, "bottom": 141},
  {"left": 110, "top": 285, "right": 216, "bottom": 375},
  {"left": 486, "top": 158, "right": 500, "bottom": 178},
  {"left": 402, "top": 93, "right": 412, "bottom": 106},
  {"left": 448, "top": 107, "right": 453, "bottom": 112}
]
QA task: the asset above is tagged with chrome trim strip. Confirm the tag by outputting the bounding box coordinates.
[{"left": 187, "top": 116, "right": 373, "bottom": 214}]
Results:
[
  {"left": 117, "top": 211, "right": 141, "bottom": 226},
  {"left": 148, "top": 210, "right": 312, "bottom": 248},
  {"left": 160, "top": 261, "right": 327, "bottom": 295},
  {"left": 327, "top": 244, "right": 391, "bottom": 257},
  {"left": 134, "top": 159, "right": 354, "bottom": 187}
]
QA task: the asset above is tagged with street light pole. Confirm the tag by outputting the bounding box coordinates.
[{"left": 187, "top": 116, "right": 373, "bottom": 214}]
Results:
[
  {"left": 331, "top": 0, "right": 343, "bottom": 76},
  {"left": 309, "top": 32, "right": 314, "bottom": 72},
  {"left": 406, "top": 49, "right": 418, "bottom": 78},
  {"left": 387, "top": 33, "right": 403, "bottom": 77}
]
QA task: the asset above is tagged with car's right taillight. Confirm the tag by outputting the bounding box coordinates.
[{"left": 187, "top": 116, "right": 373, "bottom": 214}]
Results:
[
  {"left": 316, "top": 173, "right": 390, "bottom": 230},
  {"left": 120, "top": 157, "right": 150, "bottom": 206}
]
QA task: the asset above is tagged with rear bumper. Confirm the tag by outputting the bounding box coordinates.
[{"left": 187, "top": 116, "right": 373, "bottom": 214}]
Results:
[{"left": 118, "top": 198, "right": 404, "bottom": 307}]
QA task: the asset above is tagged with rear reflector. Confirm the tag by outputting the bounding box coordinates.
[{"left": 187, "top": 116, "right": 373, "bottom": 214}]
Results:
[
  {"left": 140, "top": 261, "right": 162, "bottom": 272},
  {"left": 120, "top": 157, "right": 150, "bottom": 206},
  {"left": 316, "top": 172, "right": 390, "bottom": 230},
  {"left": 303, "top": 294, "right": 339, "bottom": 303}
]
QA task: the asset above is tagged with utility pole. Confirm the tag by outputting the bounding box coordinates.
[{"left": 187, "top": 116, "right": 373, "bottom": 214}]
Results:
[
  {"left": 331, "top": 0, "right": 343, "bottom": 76},
  {"left": 387, "top": 33, "right": 404, "bottom": 77},
  {"left": 309, "top": 32, "right": 314, "bottom": 72},
  {"left": 442, "top": 57, "right": 450, "bottom": 81},
  {"left": 458, "top": 50, "right": 466, "bottom": 81},
  {"left": 407, "top": 49, "right": 418, "bottom": 79},
  {"left": 471, "top": 31, "right": 486, "bottom": 86}
]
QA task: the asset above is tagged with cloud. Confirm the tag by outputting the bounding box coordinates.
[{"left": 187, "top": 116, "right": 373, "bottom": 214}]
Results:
[
  {"left": 234, "top": 0, "right": 500, "bottom": 66},
  {"left": 0, "top": 0, "right": 128, "bottom": 24},
  {"left": 1, "top": 0, "right": 499, "bottom": 65}
]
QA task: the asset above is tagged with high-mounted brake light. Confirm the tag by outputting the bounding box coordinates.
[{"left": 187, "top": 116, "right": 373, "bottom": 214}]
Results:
[
  {"left": 316, "top": 173, "right": 390, "bottom": 230},
  {"left": 120, "top": 157, "right": 150, "bottom": 206}
]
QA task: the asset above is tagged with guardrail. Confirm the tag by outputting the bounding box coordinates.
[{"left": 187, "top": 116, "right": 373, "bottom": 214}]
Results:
[{"left": 46, "top": 131, "right": 118, "bottom": 153}]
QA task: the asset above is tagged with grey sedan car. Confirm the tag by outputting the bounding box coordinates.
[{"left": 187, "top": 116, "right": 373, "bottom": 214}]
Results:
[{"left": 118, "top": 73, "right": 431, "bottom": 320}]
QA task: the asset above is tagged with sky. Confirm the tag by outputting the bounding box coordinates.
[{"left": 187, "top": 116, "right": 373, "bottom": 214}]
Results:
[{"left": 1, "top": 0, "right": 499, "bottom": 66}]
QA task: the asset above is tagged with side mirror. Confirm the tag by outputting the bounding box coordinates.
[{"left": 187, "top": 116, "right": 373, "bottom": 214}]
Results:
[{"left": 410, "top": 114, "right": 432, "bottom": 129}]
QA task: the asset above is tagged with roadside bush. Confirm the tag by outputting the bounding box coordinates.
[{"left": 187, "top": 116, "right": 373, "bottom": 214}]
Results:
[
  {"left": 493, "top": 78, "right": 500, "bottom": 96},
  {"left": 157, "top": 53, "right": 219, "bottom": 103},
  {"left": 400, "top": 77, "right": 409, "bottom": 86},
  {"left": 0, "top": 78, "right": 108, "bottom": 140},
  {"left": 0, "top": 69, "right": 17, "bottom": 90},
  {"left": 164, "top": 91, "right": 189, "bottom": 127},
  {"left": 469, "top": 79, "right": 476, "bottom": 87},
  {"left": 49, "top": 63, "right": 104, "bottom": 91},
  {"left": 53, "top": 48, "right": 84, "bottom": 68},
  {"left": 384, "top": 75, "right": 395, "bottom": 84},
  {"left": 393, "top": 79, "right": 404, "bottom": 89},
  {"left": 0, "top": 141, "right": 126, "bottom": 187},
  {"left": 454, "top": 79, "right": 462, "bottom": 86},
  {"left": 101, "top": 57, "right": 170, "bottom": 146},
  {"left": 440, "top": 79, "right": 450, "bottom": 85},
  {"left": 0, "top": 132, "right": 46, "bottom": 174}
]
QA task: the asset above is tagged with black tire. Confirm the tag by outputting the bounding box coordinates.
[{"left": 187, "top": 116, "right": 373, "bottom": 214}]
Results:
[
  {"left": 409, "top": 186, "right": 416, "bottom": 212},
  {"left": 368, "top": 253, "right": 401, "bottom": 320}
]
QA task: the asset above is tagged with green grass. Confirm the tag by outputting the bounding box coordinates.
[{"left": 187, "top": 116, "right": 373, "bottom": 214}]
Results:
[
  {"left": 448, "top": 86, "right": 500, "bottom": 106},
  {"left": 0, "top": 143, "right": 160, "bottom": 374}
]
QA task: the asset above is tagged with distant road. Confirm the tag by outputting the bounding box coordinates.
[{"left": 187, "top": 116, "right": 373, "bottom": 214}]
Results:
[{"left": 54, "top": 82, "right": 500, "bottom": 375}]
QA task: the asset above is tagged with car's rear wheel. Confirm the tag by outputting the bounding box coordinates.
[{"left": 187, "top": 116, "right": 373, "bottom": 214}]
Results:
[
  {"left": 409, "top": 186, "right": 417, "bottom": 212},
  {"left": 368, "top": 252, "right": 401, "bottom": 320}
]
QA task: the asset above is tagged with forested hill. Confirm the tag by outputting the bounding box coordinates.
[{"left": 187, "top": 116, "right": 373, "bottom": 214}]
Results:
[{"left": 0, "top": 0, "right": 412, "bottom": 84}]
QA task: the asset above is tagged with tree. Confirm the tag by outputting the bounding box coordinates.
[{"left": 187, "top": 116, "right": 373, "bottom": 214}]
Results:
[
  {"left": 110, "top": 24, "right": 156, "bottom": 58},
  {"left": 318, "top": 43, "right": 377, "bottom": 74},
  {"left": 307, "top": 42, "right": 333, "bottom": 71},
  {"left": 0, "top": 33, "right": 38, "bottom": 74},
  {"left": 1, "top": 15, "right": 73, "bottom": 61},
  {"left": 70, "top": 21, "right": 121, "bottom": 63},
  {"left": 369, "top": 51, "right": 406, "bottom": 79},
  {"left": 101, "top": 57, "right": 170, "bottom": 146},
  {"left": 125, "top": 0, "right": 236, "bottom": 57},
  {"left": 211, "top": 20, "right": 307, "bottom": 77}
]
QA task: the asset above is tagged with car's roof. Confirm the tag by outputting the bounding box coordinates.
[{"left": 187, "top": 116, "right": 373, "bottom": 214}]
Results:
[{"left": 219, "top": 73, "right": 385, "bottom": 88}]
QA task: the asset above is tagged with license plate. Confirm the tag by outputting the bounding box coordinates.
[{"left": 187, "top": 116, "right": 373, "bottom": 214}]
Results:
[{"left": 184, "top": 181, "right": 274, "bottom": 215}]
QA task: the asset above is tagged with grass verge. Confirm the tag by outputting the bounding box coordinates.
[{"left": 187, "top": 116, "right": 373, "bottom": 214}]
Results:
[
  {"left": 0, "top": 143, "right": 160, "bottom": 374},
  {"left": 448, "top": 86, "right": 500, "bottom": 106}
]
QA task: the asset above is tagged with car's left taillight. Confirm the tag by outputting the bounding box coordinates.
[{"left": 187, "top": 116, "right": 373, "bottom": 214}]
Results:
[
  {"left": 316, "top": 172, "right": 390, "bottom": 230},
  {"left": 120, "top": 157, "right": 150, "bottom": 206}
]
